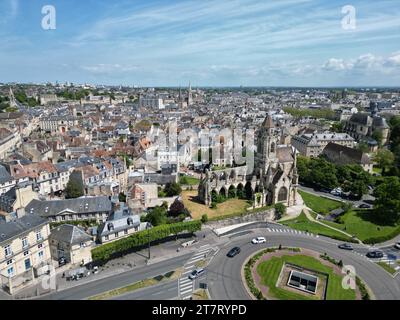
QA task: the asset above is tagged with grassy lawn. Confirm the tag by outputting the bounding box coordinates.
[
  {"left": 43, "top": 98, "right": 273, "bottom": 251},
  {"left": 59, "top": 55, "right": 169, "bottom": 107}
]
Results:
[
  {"left": 376, "top": 262, "right": 397, "bottom": 275},
  {"left": 333, "top": 210, "right": 399, "bottom": 242},
  {"left": 256, "top": 254, "right": 356, "bottom": 300},
  {"left": 179, "top": 176, "right": 200, "bottom": 185},
  {"left": 281, "top": 212, "right": 354, "bottom": 242},
  {"left": 299, "top": 190, "right": 342, "bottom": 214},
  {"left": 192, "top": 289, "right": 210, "bottom": 300},
  {"left": 182, "top": 190, "right": 249, "bottom": 220}
]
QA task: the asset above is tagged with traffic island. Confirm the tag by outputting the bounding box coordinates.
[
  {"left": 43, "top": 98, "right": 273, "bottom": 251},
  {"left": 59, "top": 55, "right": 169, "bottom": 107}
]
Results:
[{"left": 243, "top": 247, "right": 371, "bottom": 300}]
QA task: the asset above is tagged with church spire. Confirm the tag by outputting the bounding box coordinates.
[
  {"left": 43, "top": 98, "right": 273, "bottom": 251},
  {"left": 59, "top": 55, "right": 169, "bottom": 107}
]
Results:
[{"left": 262, "top": 114, "right": 274, "bottom": 129}]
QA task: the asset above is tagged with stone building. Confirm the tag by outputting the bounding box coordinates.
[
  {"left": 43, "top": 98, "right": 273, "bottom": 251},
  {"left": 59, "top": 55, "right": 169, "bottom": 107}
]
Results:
[
  {"left": 344, "top": 113, "right": 390, "bottom": 145},
  {"left": 198, "top": 115, "right": 299, "bottom": 208}
]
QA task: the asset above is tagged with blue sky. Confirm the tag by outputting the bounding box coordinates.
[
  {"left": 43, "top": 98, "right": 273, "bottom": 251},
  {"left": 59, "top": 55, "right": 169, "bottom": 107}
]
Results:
[{"left": 1, "top": 0, "right": 400, "bottom": 86}]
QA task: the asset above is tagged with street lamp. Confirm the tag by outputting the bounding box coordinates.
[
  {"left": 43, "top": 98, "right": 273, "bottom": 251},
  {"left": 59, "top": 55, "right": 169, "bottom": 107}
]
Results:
[{"left": 147, "top": 223, "right": 151, "bottom": 260}]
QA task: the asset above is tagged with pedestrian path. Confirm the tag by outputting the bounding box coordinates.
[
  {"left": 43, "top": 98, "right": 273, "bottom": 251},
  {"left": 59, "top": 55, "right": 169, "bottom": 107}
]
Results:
[
  {"left": 179, "top": 244, "right": 212, "bottom": 300},
  {"left": 266, "top": 227, "right": 319, "bottom": 238}
]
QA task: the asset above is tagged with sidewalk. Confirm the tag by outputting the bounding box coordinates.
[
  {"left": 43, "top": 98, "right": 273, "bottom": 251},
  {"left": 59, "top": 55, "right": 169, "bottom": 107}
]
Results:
[{"left": 13, "top": 236, "right": 200, "bottom": 300}]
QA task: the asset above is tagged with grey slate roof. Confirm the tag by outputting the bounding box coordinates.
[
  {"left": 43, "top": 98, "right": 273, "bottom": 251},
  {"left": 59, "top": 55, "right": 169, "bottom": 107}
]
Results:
[
  {"left": 97, "top": 204, "right": 140, "bottom": 237},
  {"left": 0, "top": 165, "right": 13, "bottom": 184},
  {"left": 49, "top": 224, "right": 92, "bottom": 245},
  {"left": 0, "top": 214, "right": 48, "bottom": 245},
  {"left": 25, "top": 196, "right": 112, "bottom": 217}
]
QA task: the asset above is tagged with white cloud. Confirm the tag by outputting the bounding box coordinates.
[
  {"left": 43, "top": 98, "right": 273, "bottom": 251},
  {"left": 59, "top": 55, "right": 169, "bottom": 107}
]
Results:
[
  {"left": 322, "top": 58, "right": 352, "bottom": 71},
  {"left": 322, "top": 52, "right": 400, "bottom": 75}
]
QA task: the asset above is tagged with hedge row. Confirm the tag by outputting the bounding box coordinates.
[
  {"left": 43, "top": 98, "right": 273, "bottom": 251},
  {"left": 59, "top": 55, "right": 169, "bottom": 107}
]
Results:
[
  {"left": 92, "top": 220, "right": 202, "bottom": 262},
  {"left": 356, "top": 276, "right": 370, "bottom": 300}
]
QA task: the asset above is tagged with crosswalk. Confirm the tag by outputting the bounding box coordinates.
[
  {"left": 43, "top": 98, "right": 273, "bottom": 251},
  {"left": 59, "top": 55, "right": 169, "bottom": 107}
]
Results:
[
  {"left": 266, "top": 227, "right": 319, "bottom": 238},
  {"left": 179, "top": 244, "right": 212, "bottom": 300}
]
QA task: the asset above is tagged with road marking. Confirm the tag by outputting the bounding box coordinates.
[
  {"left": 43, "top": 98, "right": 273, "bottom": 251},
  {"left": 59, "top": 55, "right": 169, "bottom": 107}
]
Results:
[
  {"left": 180, "top": 288, "right": 193, "bottom": 295},
  {"left": 188, "top": 256, "right": 205, "bottom": 264},
  {"left": 267, "top": 228, "right": 271, "bottom": 232},
  {"left": 180, "top": 278, "right": 191, "bottom": 284},
  {"left": 180, "top": 283, "right": 193, "bottom": 291},
  {"left": 199, "top": 244, "right": 210, "bottom": 249},
  {"left": 184, "top": 264, "right": 195, "bottom": 270}
]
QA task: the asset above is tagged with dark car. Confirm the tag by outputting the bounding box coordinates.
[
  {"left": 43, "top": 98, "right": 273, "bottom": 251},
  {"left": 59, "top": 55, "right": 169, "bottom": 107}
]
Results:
[
  {"left": 227, "top": 247, "right": 241, "bottom": 258},
  {"left": 338, "top": 243, "right": 354, "bottom": 250},
  {"left": 358, "top": 204, "right": 371, "bottom": 209},
  {"left": 58, "top": 257, "right": 67, "bottom": 266},
  {"left": 366, "top": 250, "right": 384, "bottom": 258}
]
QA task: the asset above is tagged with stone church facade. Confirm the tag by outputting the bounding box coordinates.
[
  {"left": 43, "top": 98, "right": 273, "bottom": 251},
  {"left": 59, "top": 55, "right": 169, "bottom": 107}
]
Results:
[{"left": 198, "top": 115, "right": 299, "bottom": 208}]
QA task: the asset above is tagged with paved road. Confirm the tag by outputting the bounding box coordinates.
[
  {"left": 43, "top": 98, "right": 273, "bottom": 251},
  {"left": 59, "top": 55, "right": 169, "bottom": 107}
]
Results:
[
  {"left": 206, "top": 229, "right": 400, "bottom": 300},
  {"left": 112, "top": 279, "right": 179, "bottom": 300},
  {"left": 39, "top": 253, "right": 192, "bottom": 300}
]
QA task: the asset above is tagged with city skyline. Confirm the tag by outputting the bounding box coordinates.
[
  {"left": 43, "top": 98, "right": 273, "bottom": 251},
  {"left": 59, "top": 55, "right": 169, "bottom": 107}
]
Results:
[{"left": 1, "top": 0, "right": 400, "bottom": 86}]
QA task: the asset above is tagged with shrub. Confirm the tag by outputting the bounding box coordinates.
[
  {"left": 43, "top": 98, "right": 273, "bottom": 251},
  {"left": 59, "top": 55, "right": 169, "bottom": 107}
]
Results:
[{"left": 201, "top": 214, "right": 208, "bottom": 223}]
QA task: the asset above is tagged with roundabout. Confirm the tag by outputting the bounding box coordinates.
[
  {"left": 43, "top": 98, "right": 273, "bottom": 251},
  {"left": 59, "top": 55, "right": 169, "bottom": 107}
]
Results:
[{"left": 205, "top": 230, "right": 400, "bottom": 300}]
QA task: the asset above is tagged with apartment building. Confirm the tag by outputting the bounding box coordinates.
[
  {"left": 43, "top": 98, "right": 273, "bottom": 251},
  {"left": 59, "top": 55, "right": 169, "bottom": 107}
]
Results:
[
  {"left": 292, "top": 132, "right": 355, "bottom": 157},
  {"left": 0, "top": 214, "right": 51, "bottom": 295}
]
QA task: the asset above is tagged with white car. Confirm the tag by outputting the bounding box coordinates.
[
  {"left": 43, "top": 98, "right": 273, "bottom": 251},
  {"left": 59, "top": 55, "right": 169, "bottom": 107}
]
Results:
[
  {"left": 251, "top": 237, "right": 266, "bottom": 244},
  {"left": 394, "top": 242, "right": 400, "bottom": 250}
]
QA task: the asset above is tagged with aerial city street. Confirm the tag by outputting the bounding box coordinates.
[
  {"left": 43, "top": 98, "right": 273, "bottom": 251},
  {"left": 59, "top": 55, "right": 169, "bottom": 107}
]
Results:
[{"left": 0, "top": 0, "right": 400, "bottom": 304}]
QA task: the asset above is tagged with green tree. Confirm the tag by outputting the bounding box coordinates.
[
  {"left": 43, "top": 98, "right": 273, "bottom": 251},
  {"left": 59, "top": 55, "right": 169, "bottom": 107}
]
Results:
[
  {"left": 164, "top": 182, "right": 182, "bottom": 197},
  {"left": 373, "top": 176, "right": 400, "bottom": 225},
  {"left": 374, "top": 149, "right": 395, "bottom": 175},
  {"left": 201, "top": 214, "right": 208, "bottom": 223},
  {"left": 65, "top": 179, "right": 84, "bottom": 199},
  {"left": 118, "top": 192, "right": 126, "bottom": 203},
  {"left": 144, "top": 206, "right": 168, "bottom": 226},
  {"left": 274, "top": 203, "right": 286, "bottom": 219}
]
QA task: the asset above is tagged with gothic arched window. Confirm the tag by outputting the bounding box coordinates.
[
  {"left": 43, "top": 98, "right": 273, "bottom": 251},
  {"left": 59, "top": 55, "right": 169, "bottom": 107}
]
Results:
[
  {"left": 270, "top": 142, "right": 276, "bottom": 153},
  {"left": 278, "top": 187, "right": 288, "bottom": 202}
]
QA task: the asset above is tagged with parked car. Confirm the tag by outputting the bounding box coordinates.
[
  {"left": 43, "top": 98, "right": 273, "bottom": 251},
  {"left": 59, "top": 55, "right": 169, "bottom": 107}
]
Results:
[
  {"left": 366, "top": 250, "right": 384, "bottom": 258},
  {"left": 394, "top": 242, "right": 400, "bottom": 250},
  {"left": 188, "top": 268, "right": 205, "bottom": 280},
  {"left": 58, "top": 257, "right": 67, "bottom": 266},
  {"left": 338, "top": 243, "right": 354, "bottom": 250},
  {"left": 251, "top": 237, "right": 266, "bottom": 244},
  {"left": 358, "top": 204, "right": 371, "bottom": 209},
  {"left": 227, "top": 247, "right": 241, "bottom": 257}
]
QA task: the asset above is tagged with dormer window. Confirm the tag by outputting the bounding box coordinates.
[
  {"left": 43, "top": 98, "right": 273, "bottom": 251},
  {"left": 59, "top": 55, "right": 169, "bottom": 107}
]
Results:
[{"left": 107, "top": 223, "right": 114, "bottom": 231}]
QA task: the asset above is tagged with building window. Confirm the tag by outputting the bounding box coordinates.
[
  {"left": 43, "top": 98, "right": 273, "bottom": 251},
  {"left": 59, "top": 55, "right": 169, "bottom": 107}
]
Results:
[
  {"left": 7, "top": 267, "right": 14, "bottom": 277},
  {"left": 4, "top": 245, "right": 12, "bottom": 257},
  {"left": 6, "top": 259, "right": 12, "bottom": 265},
  {"left": 278, "top": 187, "right": 288, "bottom": 202},
  {"left": 38, "top": 243, "right": 43, "bottom": 249},
  {"left": 124, "top": 230, "right": 128, "bottom": 235},
  {"left": 114, "top": 232, "right": 119, "bottom": 238},
  {"left": 24, "top": 258, "right": 31, "bottom": 270},
  {"left": 22, "top": 237, "right": 28, "bottom": 249},
  {"left": 38, "top": 251, "right": 44, "bottom": 260},
  {"left": 104, "top": 235, "right": 109, "bottom": 241},
  {"left": 36, "top": 231, "right": 43, "bottom": 241},
  {"left": 24, "top": 250, "right": 29, "bottom": 256}
]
